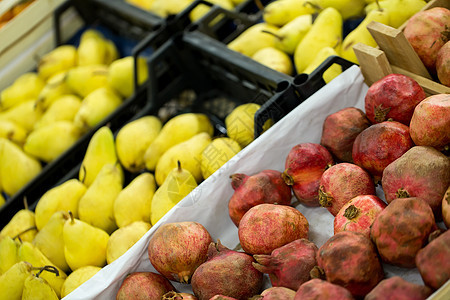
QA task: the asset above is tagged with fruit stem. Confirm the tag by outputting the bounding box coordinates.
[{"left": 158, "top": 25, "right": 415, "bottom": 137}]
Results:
[
  {"left": 395, "top": 188, "right": 410, "bottom": 198},
  {"left": 254, "top": 0, "right": 264, "bottom": 11},
  {"left": 344, "top": 205, "right": 359, "bottom": 220},
  {"left": 281, "top": 171, "right": 294, "bottom": 186},
  {"left": 161, "top": 291, "right": 177, "bottom": 300},
  {"left": 12, "top": 226, "right": 37, "bottom": 240},
  {"left": 32, "top": 265, "right": 60, "bottom": 278},
  {"left": 23, "top": 196, "right": 28, "bottom": 210},
  {"left": 177, "top": 160, "right": 182, "bottom": 172},
  {"left": 68, "top": 210, "right": 75, "bottom": 224},
  {"left": 318, "top": 187, "right": 332, "bottom": 207},
  {"left": 310, "top": 265, "right": 325, "bottom": 279},
  {"left": 260, "top": 30, "right": 282, "bottom": 40}
]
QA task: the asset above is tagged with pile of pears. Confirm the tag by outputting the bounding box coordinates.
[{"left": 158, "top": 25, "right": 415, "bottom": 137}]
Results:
[
  {"left": 0, "top": 28, "right": 149, "bottom": 200},
  {"left": 227, "top": 0, "right": 428, "bottom": 80},
  {"left": 0, "top": 94, "right": 270, "bottom": 297}
]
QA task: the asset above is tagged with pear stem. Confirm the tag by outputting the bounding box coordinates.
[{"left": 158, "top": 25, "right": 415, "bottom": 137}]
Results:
[
  {"left": 68, "top": 211, "right": 75, "bottom": 224},
  {"left": 23, "top": 197, "right": 28, "bottom": 210},
  {"left": 261, "top": 30, "right": 282, "bottom": 40},
  {"left": 12, "top": 226, "right": 37, "bottom": 240},
  {"left": 375, "top": 0, "right": 382, "bottom": 11},
  {"left": 32, "top": 265, "right": 60, "bottom": 278},
  {"left": 177, "top": 160, "right": 182, "bottom": 172},
  {"left": 254, "top": 0, "right": 264, "bottom": 11},
  {"left": 80, "top": 165, "right": 87, "bottom": 184}
]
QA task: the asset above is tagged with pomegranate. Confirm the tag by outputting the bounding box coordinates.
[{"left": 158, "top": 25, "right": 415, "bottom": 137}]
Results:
[
  {"left": 436, "top": 41, "right": 450, "bottom": 86},
  {"left": 252, "top": 238, "right": 318, "bottom": 291},
  {"left": 442, "top": 186, "right": 450, "bottom": 228},
  {"left": 147, "top": 222, "right": 212, "bottom": 283},
  {"left": 404, "top": 7, "right": 450, "bottom": 72},
  {"left": 209, "top": 296, "right": 237, "bottom": 300},
  {"left": 294, "top": 279, "right": 355, "bottom": 300},
  {"left": 228, "top": 169, "right": 292, "bottom": 227},
  {"left": 370, "top": 197, "right": 436, "bottom": 268},
  {"left": 381, "top": 146, "right": 450, "bottom": 219},
  {"left": 415, "top": 229, "right": 450, "bottom": 290},
  {"left": 320, "top": 107, "right": 371, "bottom": 163},
  {"left": 238, "top": 203, "right": 309, "bottom": 255},
  {"left": 364, "top": 73, "right": 426, "bottom": 125},
  {"left": 163, "top": 291, "right": 198, "bottom": 299},
  {"left": 191, "top": 241, "right": 263, "bottom": 300},
  {"left": 334, "top": 194, "right": 387, "bottom": 239},
  {"left": 258, "top": 287, "right": 296, "bottom": 299},
  {"left": 116, "top": 272, "right": 175, "bottom": 300},
  {"left": 365, "top": 276, "right": 432, "bottom": 300},
  {"left": 283, "top": 143, "right": 334, "bottom": 206},
  {"left": 409, "top": 94, "right": 450, "bottom": 151},
  {"left": 352, "top": 121, "right": 413, "bottom": 182},
  {"left": 318, "top": 163, "right": 376, "bottom": 216}
]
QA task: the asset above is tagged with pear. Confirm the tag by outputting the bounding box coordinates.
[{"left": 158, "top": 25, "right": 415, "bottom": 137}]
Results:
[
  {"left": 252, "top": 46, "right": 294, "bottom": 75},
  {"left": 0, "top": 234, "right": 19, "bottom": 274},
  {"left": 65, "top": 64, "right": 109, "bottom": 98},
  {"left": 77, "top": 29, "right": 117, "bottom": 66},
  {"left": 23, "top": 121, "right": 83, "bottom": 163},
  {"left": 201, "top": 137, "right": 242, "bottom": 179},
  {"left": 0, "top": 198, "right": 37, "bottom": 242},
  {"left": 114, "top": 172, "right": 156, "bottom": 228},
  {"left": 315, "top": 0, "right": 366, "bottom": 20},
  {"left": 0, "top": 99, "right": 44, "bottom": 132},
  {"left": 34, "top": 179, "right": 87, "bottom": 230},
  {"left": 0, "top": 261, "right": 33, "bottom": 300},
  {"left": 115, "top": 116, "right": 162, "bottom": 173},
  {"left": 79, "top": 126, "right": 120, "bottom": 187},
  {"left": 35, "top": 71, "right": 72, "bottom": 110},
  {"left": 0, "top": 119, "right": 28, "bottom": 146},
  {"left": 34, "top": 94, "right": 82, "bottom": 129},
  {"left": 144, "top": 113, "right": 213, "bottom": 171},
  {"left": 263, "top": 0, "right": 318, "bottom": 27},
  {"left": 37, "top": 45, "right": 77, "bottom": 81},
  {"left": 294, "top": 6, "right": 343, "bottom": 73},
  {"left": 155, "top": 132, "right": 212, "bottom": 186},
  {"left": 126, "top": 0, "right": 155, "bottom": 10},
  {"left": 73, "top": 86, "right": 123, "bottom": 132},
  {"left": 63, "top": 211, "right": 110, "bottom": 271},
  {"left": 0, "top": 138, "right": 42, "bottom": 196},
  {"left": 33, "top": 211, "right": 70, "bottom": 273},
  {"left": 189, "top": 0, "right": 234, "bottom": 25},
  {"left": 149, "top": 0, "right": 193, "bottom": 17},
  {"left": 365, "top": 0, "right": 426, "bottom": 28},
  {"left": 227, "top": 23, "right": 280, "bottom": 57},
  {"left": 106, "top": 221, "right": 151, "bottom": 264},
  {"left": 340, "top": 8, "right": 390, "bottom": 64},
  {"left": 104, "top": 39, "right": 120, "bottom": 65},
  {"left": 0, "top": 73, "right": 45, "bottom": 111},
  {"left": 225, "top": 103, "right": 273, "bottom": 148},
  {"left": 78, "top": 163, "right": 123, "bottom": 234},
  {"left": 107, "top": 56, "right": 149, "bottom": 99},
  {"left": 17, "top": 241, "right": 67, "bottom": 298},
  {"left": 151, "top": 161, "right": 198, "bottom": 225},
  {"left": 272, "top": 14, "right": 313, "bottom": 55},
  {"left": 303, "top": 46, "right": 342, "bottom": 83},
  {"left": 0, "top": 194, "right": 4, "bottom": 207},
  {"left": 22, "top": 272, "right": 59, "bottom": 300},
  {"left": 60, "top": 265, "right": 101, "bottom": 297}
]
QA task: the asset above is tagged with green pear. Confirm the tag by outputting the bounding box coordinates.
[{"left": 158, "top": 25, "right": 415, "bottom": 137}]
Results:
[
  {"left": 0, "top": 198, "right": 37, "bottom": 242},
  {"left": 34, "top": 179, "right": 87, "bottom": 230},
  {"left": 0, "top": 72, "right": 45, "bottom": 111},
  {"left": 107, "top": 56, "right": 149, "bottom": 98},
  {"left": 252, "top": 46, "right": 294, "bottom": 75},
  {"left": 36, "top": 71, "right": 72, "bottom": 110},
  {"left": 201, "top": 137, "right": 242, "bottom": 179},
  {"left": 144, "top": 113, "right": 213, "bottom": 171},
  {"left": 0, "top": 234, "right": 19, "bottom": 274},
  {"left": 151, "top": 161, "right": 198, "bottom": 225},
  {"left": 33, "top": 211, "right": 70, "bottom": 273},
  {"left": 263, "top": 0, "right": 318, "bottom": 27},
  {"left": 63, "top": 211, "right": 110, "bottom": 271},
  {"left": 106, "top": 221, "right": 151, "bottom": 264},
  {"left": 0, "top": 261, "right": 33, "bottom": 300},
  {"left": 0, "top": 99, "right": 44, "bottom": 132},
  {"left": 22, "top": 272, "right": 59, "bottom": 300},
  {"left": 78, "top": 163, "right": 123, "bottom": 234},
  {"left": 37, "top": 45, "right": 77, "bottom": 81},
  {"left": 316, "top": 0, "right": 366, "bottom": 20},
  {"left": 0, "top": 119, "right": 28, "bottom": 146},
  {"left": 227, "top": 23, "right": 280, "bottom": 57},
  {"left": 303, "top": 46, "right": 342, "bottom": 83},
  {"left": 114, "top": 172, "right": 156, "bottom": 228},
  {"left": 23, "top": 121, "right": 83, "bottom": 163},
  {"left": 365, "top": 0, "right": 426, "bottom": 28},
  {"left": 65, "top": 64, "right": 109, "bottom": 98},
  {"left": 34, "top": 94, "right": 82, "bottom": 130},
  {"left": 73, "top": 87, "right": 123, "bottom": 132},
  {"left": 294, "top": 6, "right": 343, "bottom": 73},
  {"left": 115, "top": 116, "right": 162, "bottom": 173},
  {"left": 61, "top": 265, "right": 101, "bottom": 297},
  {"left": 272, "top": 14, "right": 313, "bottom": 55},
  {"left": 79, "top": 126, "right": 120, "bottom": 187}
]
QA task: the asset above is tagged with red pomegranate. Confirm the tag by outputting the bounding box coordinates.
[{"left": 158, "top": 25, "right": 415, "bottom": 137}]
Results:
[
  {"left": 436, "top": 41, "right": 450, "bottom": 86},
  {"left": 294, "top": 279, "right": 355, "bottom": 300},
  {"left": 365, "top": 276, "right": 432, "bottom": 300},
  {"left": 442, "top": 186, "right": 450, "bottom": 229},
  {"left": 116, "top": 272, "right": 175, "bottom": 300}
]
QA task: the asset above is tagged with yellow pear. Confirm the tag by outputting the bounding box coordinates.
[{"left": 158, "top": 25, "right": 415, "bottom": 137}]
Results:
[
  {"left": 32, "top": 211, "right": 70, "bottom": 273},
  {"left": 77, "top": 29, "right": 117, "bottom": 66},
  {"left": 17, "top": 241, "right": 67, "bottom": 298},
  {"left": 63, "top": 211, "right": 110, "bottom": 271},
  {"left": 0, "top": 194, "right": 4, "bottom": 207},
  {"left": 37, "top": 45, "right": 77, "bottom": 81},
  {"left": 340, "top": 8, "right": 390, "bottom": 64},
  {"left": 35, "top": 71, "right": 72, "bottom": 110},
  {"left": 60, "top": 265, "right": 101, "bottom": 297},
  {"left": 252, "top": 46, "right": 294, "bottom": 75},
  {"left": 22, "top": 273, "right": 59, "bottom": 300},
  {"left": 144, "top": 113, "right": 213, "bottom": 171},
  {"left": 0, "top": 99, "right": 44, "bottom": 132},
  {"left": 155, "top": 132, "right": 212, "bottom": 186},
  {"left": 151, "top": 161, "right": 198, "bottom": 225},
  {"left": 0, "top": 199, "right": 37, "bottom": 242},
  {"left": 107, "top": 56, "right": 149, "bottom": 98},
  {"left": 73, "top": 87, "right": 123, "bottom": 132},
  {"left": 78, "top": 163, "right": 123, "bottom": 234},
  {"left": 23, "top": 121, "right": 83, "bottom": 163},
  {"left": 149, "top": 0, "right": 193, "bottom": 17},
  {"left": 0, "top": 234, "right": 19, "bottom": 274},
  {"left": 115, "top": 116, "right": 162, "bottom": 173},
  {"left": 34, "top": 94, "right": 82, "bottom": 129},
  {"left": 126, "top": 0, "right": 155, "bottom": 10},
  {"left": 34, "top": 179, "right": 86, "bottom": 230},
  {"left": 104, "top": 39, "right": 120, "bottom": 65},
  {"left": 201, "top": 137, "right": 242, "bottom": 179},
  {"left": 106, "top": 221, "right": 151, "bottom": 264},
  {"left": 189, "top": 0, "right": 234, "bottom": 25},
  {"left": 79, "top": 126, "right": 120, "bottom": 187},
  {"left": 65, "top": 64, "right": 109, "bottom": 98},
  {"left": 0, "top": 73, "right": 45, "bottom": 111},
  {"left": 365, "top": 0, "right": 426, "bottom": 28},
  {"left": 315, "top": 0, "right": 366, "bottom": 20},
  {"left": 273, "top": 14, "right": 313, "bottom": 55},
  {"left": 114, "top": 172, "right": 156, "bottom": 228},
  {"left": 303, "top": 46, "right": 342, "bottom": 83},
  {"left": 263, "top": 0, "right": 318, "bottom": 27},
  {"left": 227, "top": 23, "right": 280, "bottom": 57},
  {"left": 0, "top": 120, "right": 28, "bottom": 146},
  {"left": 0, "top": 261, "right": 33, "bottom": 300}
]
